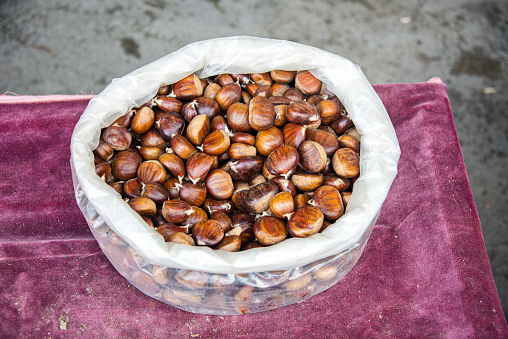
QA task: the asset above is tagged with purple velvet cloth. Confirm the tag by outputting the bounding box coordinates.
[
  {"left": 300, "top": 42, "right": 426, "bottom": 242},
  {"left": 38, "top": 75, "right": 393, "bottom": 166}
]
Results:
[{"left": 1, "top": 86, "right": 507, "bottom": 338}]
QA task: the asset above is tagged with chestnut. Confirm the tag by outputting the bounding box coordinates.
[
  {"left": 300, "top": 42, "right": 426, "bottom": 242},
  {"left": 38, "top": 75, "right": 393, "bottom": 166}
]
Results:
[
  {"left": 209, "top": 210, "right": 234, "bottom": 232},
  {"left": 141, "top": 128, "right": 166, "bottom": 148},
  {"left": 162, "top": 199, "right": 193, "bottom": 224},
  {"left": 332, "top": 148, "right": 360, "bottom": 178},
  {"left": 203, "top": 82, "right": 221, "bottom": 99},
  {"left": 330, "top": 114, "right": 354, "bottom": 135},
  {"left": 291, "top": 171, "right": 324, "bottom": 192},
  {"left": 172, "top": 74, "right": 203, "bottom": 100},
  {"left": 248, "top": 96, "right": 276, "bottom": 131},
  {"left": 159, "top": 152, "right": 186, "bottom": 182},
  {"left": 287, "top": 205, "right": 324, "bottom": 238},
  {"left": 202, "top": 130, "right": 231, "bottom": 156},
  {"left": 170, "top": 134, "right": 197, "bottom": 160},
  {"left": 158, "top": 223, "right": 188, "bottom": 241},
  {"left": 215, "top": 235, "right": 242, "bottom": 252},
  {"left": 282, "top": 123, "right": 306, "bottom": 149},
  {"left": 255, "top": 126, "right": 283, "bottom": 157},
  {"left": 123, "top": 178, "right": 143, "bottom": 198},
  {"left": 128, "top": 197, "right": 157, "bottom": 216},
  {"left": 270, "top": 177, "right": 297, "bottom": 196},
  {"left": 158, "top": 112, "right": 186, "bottom": 141},
  {"left": 298, "top": 141, "right": 328, "bottom": 173},
  {"left": 112, "top": 149, "right": 142, "bottom": 181},
  {"left": 265, "top": 145, "right": 299, "bottom": 179},
  {"left": 286, "top": 101, "right": 321, "bottom": 128},
  {"left": 242, "top": 182, "right": 279, "bottom": 214},
  {"left": 154, "top": 96, "right": 183, "bottom": 113},
  {"left": 195, "top": 96, "right": 220, "bottom": 119},
  {"left": 323, "top": 174, "right": 350, "bottom": 192},
  {"left": 228, "top": 143, "right": 257, "bottom": 160},
  {"left": 95, "top": 161, "right": 111, "bottom": 181},
  {"left": 283, "top": 88, "right": 305, "bottom": 102},
  {"left": 186, "top": 114, "right": 211, "bottom": 146},
  {"left": 305, "top": 129, "right": 340, "bottom": 157},
  {"left": 178, "top": 182, "right": 207, "bottom": 207},
  {"left": 181, "top": 206, "right": 208, "bottom": 228},
  {"left": 186, "top": 152, "right": 215, "bottom": 184},
  {"left": 309, "top": 185, "right": 344, "bottom": 221},
  {"left": 137, "top": 160, "right": 167, "bottom": 185},
  {"left": 142, "top": 183, "right": 170, "bottom": 204},
  {"left": 192, "top": 220, "right": 224, "bottom": 246},
  {"left": 338, "top": 134, "right": 360, "bottom": 154},
  {"left": 317, "top": 99, "right": 341, "bottom": 126},
  {"left": 93, "top": 139, "right": 114, "bottom": 161},
  {"left": 138, "top": 146, "right": 164, "bottom": 160},
  {"left": 131, "top": 106, "right": 155, "bottom": 134},
  {"left": 269, "top": 192, "right": 295, "bottom": 220},
  {"left": 295, "top": 70, "right": 322, "bottom": 96},
  {"left": 102, "top": 125, "right": 131, "bottom": 151},
  {"left": 227, "top": 102, "right": 251, "bottom": 132},
  {"left": 202, "top": 198, "right": 234, "bottom": 215},
  {"left": 229, "top": 156, "right": 264, "bottom": 182},
  {"left": 215, "top": 83, "right": 242, "bottom": 111},
  {"left": 231, "top": 132, "right": 256, "bottom": 146},
  {"left": 270, "top": 70, "right": 296, "bottom": 84},
  {"left": 167, "top": 232, "right": 196, "bottom": 246},
  {"left": 253, "top": 216, "right": 288, "bottom": 246},
  {"left": 250, "top": 72, "right": 273, "bottom": 86},
  {"left": 205, "top": 169, "right": 234, "bottom": 200}
]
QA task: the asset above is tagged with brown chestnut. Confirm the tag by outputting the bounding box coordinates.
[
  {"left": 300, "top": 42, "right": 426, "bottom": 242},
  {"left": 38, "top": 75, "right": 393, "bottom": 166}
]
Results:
[
  {"left": 298, "top": 141, "right": 328, "bottom": 173},
  {"left": 186, "top": 114, "right": 210, "bottom": 146},
  {"left": 254, "top": 216, "right": 288, "bottom": 246},
  {"left": 128, "top": 197, "right": 157, "bottom": 216},
  {"left": 269, "top": 192, "right": 295, "bottom": 220},
  {"left": 159, "top": 152, "right": 186, "bottom": 182},
  {"left": 243, "top": 182, "right": 279, "bottom": 214},
  {"left": 215, "top": 83, "right": 242, "bottom": 111},
  {"left": 137, "top": 160, "right": 167, "bottom": 185},
  {"left": 102, "top": 125, "right": 131, "bottom": 151},
  {"left": 205, "top": 169, "right": 234, "bottom": 200},
  {"left": 131, "top": 106, "right": 155, "bottom": 134},
  {"left": 178, "top": 182, "right": 207, "bottom": 207},
  {"left": 202, "top": 130, "right": 231, "bottom": 156},
  {"left": 192, "top": 220, "right": 225, "bottom": 246},
  {"left": 287, "top": 205, "right": 324, "bottom": 238},
  {"left": 186, "top": 152, "right": 215, "bottom": 184},
  {"left": 172, "top": 74, "right": 203, "bottom": 100},
  {"left": 332, "top": 148, "right": 360, "bottom": 178},
  {"left": 265, "top": 145, "right": 300, "bottom": 179},
  {"left": 162, "top": 199, "right": 193, "bottom": 224},
  {"left": 112, "top": 149, "right": 142, "bottom": 181},
  {"left": 309, "top": 185, "right": 344, "bottom": 221},
  {"left": 255, "top": 126, "right": 283, "bottom": 157},
  {"left": 295, "top": 70, "right": 322, "bottom": 96},
  {"left": 248, "top": 96, "right": 276, "bottom": 131}
]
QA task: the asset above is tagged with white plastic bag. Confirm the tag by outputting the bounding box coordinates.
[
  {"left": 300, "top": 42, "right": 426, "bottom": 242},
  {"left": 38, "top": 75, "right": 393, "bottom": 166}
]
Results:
[{"left": 70, "top": 36, "right": 400, "bottom": 314}]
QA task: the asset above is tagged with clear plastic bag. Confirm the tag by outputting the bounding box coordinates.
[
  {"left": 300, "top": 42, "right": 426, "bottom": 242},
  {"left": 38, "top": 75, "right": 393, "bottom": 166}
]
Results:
[{"left": 70, "top": 36, "right": 400, "bottom": 314}]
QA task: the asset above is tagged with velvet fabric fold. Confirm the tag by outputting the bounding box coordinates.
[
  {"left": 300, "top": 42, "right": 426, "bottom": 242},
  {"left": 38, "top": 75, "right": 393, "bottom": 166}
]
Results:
[{"left": 0, "top": 86, "right": 506, "bottom": 337}]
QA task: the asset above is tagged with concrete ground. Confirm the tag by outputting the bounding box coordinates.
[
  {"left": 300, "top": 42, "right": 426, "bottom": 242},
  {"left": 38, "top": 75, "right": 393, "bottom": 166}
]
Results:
[{"left": 1, "top": 0, "right": 507, "bottom": 320}]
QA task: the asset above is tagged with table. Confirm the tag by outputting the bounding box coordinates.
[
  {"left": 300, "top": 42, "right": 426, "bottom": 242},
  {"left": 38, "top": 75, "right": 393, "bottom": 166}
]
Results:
[{"left": 1, "top": 84, "right": 507, "bottom": 338}]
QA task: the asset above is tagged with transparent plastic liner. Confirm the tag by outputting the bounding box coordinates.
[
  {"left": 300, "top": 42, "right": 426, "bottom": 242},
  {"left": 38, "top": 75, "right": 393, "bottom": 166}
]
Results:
[
  {"left": 70, "top": 36, "right": 400, "bottom": 314},
  {"left": 80, "top": 191, "right": 377, "bottom": 315}
]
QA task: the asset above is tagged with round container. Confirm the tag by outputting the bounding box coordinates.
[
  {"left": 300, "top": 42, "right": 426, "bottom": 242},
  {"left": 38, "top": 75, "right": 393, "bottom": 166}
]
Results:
[{"left": 70, "top": 36, "right": 400, "bottom": 315}]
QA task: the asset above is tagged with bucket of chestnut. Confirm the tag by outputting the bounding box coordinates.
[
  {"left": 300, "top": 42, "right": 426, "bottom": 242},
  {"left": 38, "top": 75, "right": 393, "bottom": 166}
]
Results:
[{"left": 71, "top": 37, "right": 400, "bottom": 315}]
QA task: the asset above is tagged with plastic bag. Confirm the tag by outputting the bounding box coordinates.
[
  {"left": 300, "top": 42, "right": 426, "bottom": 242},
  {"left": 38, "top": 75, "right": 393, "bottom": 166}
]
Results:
[{"left": 70, "top": 36, "right": 400, "bottom": 314}]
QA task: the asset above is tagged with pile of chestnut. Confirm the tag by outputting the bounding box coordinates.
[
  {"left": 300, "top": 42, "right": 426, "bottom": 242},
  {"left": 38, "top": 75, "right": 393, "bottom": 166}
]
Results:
[{"left": 93, "top": 70, "right": 360, "bottom": 252}]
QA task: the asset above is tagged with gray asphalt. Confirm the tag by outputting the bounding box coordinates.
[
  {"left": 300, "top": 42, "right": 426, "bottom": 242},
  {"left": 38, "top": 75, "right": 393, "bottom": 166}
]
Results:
[{"left": 1, "top": 0, "right": 506, "bottom": 320}]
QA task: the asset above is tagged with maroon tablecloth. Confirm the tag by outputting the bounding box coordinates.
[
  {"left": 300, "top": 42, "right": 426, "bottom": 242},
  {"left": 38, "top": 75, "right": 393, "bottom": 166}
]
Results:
[{"left": 1, "top": 85, "right": 507, "bottom": 338}]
